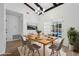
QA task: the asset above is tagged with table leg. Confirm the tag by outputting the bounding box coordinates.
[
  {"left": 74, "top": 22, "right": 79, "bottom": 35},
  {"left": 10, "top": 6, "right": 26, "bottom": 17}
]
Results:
[{"left": 43, "top": 44, "right": 45, "bottom": 56}]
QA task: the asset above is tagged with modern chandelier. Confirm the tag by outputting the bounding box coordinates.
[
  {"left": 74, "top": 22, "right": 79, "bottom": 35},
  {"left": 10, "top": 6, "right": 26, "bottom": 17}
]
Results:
[{"left": 35, "top": 7, "right": 45, "bottom": 15}]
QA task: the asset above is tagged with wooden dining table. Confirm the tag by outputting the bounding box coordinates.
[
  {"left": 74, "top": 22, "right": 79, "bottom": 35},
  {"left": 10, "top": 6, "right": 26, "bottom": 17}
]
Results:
[{"left": 26, "top": 34, "right": 55, "bottom": 56}]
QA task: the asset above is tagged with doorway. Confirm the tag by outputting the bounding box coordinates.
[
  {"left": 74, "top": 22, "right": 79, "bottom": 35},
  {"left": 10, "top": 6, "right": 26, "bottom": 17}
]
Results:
[{"left": 6, "top": 10, "right": 23, "bottom": 41}]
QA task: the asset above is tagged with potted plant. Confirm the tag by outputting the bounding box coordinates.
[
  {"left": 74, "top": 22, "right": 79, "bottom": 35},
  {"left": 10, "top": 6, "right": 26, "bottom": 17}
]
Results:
[
  {"left": 36, "top": 29, "right": 41, "bottom": 36},
  {"left": 74, "top": 32, "right": 79, "bottom": 52},
  {"left": 67, "top": 27, "right": 77, "bottom": 50}
]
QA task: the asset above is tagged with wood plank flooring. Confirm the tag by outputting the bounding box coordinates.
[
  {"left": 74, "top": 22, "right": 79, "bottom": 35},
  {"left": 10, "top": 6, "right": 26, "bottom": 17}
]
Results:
[
  {"left": 5, "top": 40, "right": 21, "bottom": 56},
  {"left": 1, "top": 40, "right": 79, "bottom": 56}
]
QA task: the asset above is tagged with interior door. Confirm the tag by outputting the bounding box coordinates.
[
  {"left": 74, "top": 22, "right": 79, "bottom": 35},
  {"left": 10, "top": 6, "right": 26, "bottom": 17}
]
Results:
[{"left": 6, "top": 14, "right": 22, "bottom": 41}]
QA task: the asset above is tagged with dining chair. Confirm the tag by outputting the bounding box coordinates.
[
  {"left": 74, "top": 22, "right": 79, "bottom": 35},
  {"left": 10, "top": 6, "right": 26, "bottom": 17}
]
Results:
[
  {"left": 13, "top": 35, "right": 34, "bottom": 55},
  {"left": 13, "top": 34, "right": 28, "bottom": 55},
  {"left": 32, "top": 44, "right": 41, "bottom": 56},
  {"left": 49, "top": 38, "right": 64, "bottom": 56},
  {"left": 25, "top": 40, "right": 35, "bottom": 56},
  {"left": 27, "top": 35, "right": 41, "bottom": 56},
  {"left": 13, "top": 34, "right": 41, "bottom": 56},
  {"left": 27, "top": 37, "right": 41, "bottom": 56}
]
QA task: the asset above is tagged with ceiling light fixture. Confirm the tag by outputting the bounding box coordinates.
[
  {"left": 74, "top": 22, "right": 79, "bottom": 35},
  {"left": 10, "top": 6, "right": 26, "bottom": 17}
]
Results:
[{"left": 35, "top": 7, "right": 45, "bottom": 15}]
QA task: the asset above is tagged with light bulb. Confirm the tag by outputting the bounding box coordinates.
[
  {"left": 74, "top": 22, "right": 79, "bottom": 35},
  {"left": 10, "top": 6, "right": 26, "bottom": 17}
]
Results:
[
  {"left": 43, "top": 8, "right": 45, "bottom": 11},
  {"left": 37, "top": 12, "right": 40, "bottom": 14},
  {"left": 37, "top": 7, "right": 40, "bottom": 11},
  {"left": 35, "top": 10, "right": 37, "bottom": 12}
]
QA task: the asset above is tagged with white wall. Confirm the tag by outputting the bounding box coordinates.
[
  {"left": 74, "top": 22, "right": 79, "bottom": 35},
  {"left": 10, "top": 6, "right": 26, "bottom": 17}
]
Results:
[
  {"left": 0, "top": 3, "right": 40, "bottom": 54},
  {"left": 5, "top": 3, "right": 39, "bottom": 35},
  {"left": 1, "top": 3, "right": 79, "bottom": 51},
  {"left": 0, "top": 3, "right": 39, "bottom": 54},
  {"left": 0, "top": 4, "right": 6, "bottom": 54},
  {"left": 38, "top": 3, "right": 79, "bottom": 46}
]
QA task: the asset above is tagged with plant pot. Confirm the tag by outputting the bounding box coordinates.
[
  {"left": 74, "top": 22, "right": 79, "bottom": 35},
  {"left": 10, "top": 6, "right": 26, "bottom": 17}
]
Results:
[{"left": 69, "top": 44, "right": 74, "bottom": 51}]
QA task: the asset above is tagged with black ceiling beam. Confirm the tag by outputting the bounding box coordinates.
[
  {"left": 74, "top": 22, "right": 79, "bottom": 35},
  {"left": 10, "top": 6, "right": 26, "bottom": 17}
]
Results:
[
  {"left": 34, "top": 3, "right": 43, "bottom": 11},
  {"left": 39, "top": 3, "right": 64, "bottom": 15},
  {"left": 24, "top": 3, "right": 64, "bottom": 15},
  {"left": 53, "top": 3, "right": 58, "bottom": 6},
  {"left": 57, "top": 3, "right": 64, "bottom": 6},
  {"left": 24, "top": 3, "right": 35, "bottom": 12},
  {"left": 45, "top": 3, "right": 64, "bottom": 13}
]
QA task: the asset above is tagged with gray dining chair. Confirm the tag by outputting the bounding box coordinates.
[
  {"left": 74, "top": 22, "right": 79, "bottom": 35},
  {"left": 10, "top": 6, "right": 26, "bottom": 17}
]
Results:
[
  {"left": 13, "top": 34, "right": 28, "bottom": 55},
  {"left": 20, "top": 35, "right": 41, "bottom": 56},
  {"left": 26, "top": 38, "right": 41, "bottom": 56},
  {"left": 25, "top": 40, "right": 35, "bottom": 56},
  {"left": 13, "top": 34, "right": 41, "bottom": 56},
  {"left": 49, "top": 38, "right": 64, "bottom": 56},
  {"left": 31, "top": 44, "right": 41, "bottom": 56}
]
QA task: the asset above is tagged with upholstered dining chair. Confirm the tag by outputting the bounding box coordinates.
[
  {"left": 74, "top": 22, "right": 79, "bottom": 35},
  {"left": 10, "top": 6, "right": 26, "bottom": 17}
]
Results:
[
  {"left": 26, "top": 35, "right": 41, "bottom": 56},
  {"left": 13, "top": 34, "right": 28, "bottom": 55},
  {"left": 20, "top": 35, "right": 41, "bottom": 56},
  {"left": 13, "top": 35, "right": 41, "bottom": 56},
  {"left": 27, "top": 37, "right": 41, "bottom": 56},
  {"left": 49, "top": 38, "right": 64, "bottom": 56},
  {"left": 16, "top": 35, "right": 35, "bottom": 56},
  {"left": 26, "top": 42, "right": 41, "bottom": 56}
]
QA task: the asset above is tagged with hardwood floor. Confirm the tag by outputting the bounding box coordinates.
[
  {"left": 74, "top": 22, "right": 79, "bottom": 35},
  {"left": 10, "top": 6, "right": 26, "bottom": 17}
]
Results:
[
  {"left": 5, "top": 40, "right": 21, "bottom": 56},
  {"left": 1, "top": 40, "right": 79, "bottom": 56}
]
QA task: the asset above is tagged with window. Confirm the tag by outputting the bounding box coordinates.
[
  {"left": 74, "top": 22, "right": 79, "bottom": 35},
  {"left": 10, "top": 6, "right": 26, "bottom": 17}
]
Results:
[{"left": 51, "top": 21, "right": 62, "bottom": 38}]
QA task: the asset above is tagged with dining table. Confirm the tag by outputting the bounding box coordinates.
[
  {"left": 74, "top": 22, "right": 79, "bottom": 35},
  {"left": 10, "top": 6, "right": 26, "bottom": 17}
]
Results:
[{"left": 26, "top": 34, "right": 55, "bottom": 56}]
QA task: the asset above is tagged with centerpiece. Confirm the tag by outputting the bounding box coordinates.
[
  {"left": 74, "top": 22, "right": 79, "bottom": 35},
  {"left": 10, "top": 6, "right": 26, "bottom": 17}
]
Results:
[
  {"left": 36, "top": 29, "right": 41, "bottom": 35},
  {"left": 36, "top": 29, "right": 42, "bottom": 37}
]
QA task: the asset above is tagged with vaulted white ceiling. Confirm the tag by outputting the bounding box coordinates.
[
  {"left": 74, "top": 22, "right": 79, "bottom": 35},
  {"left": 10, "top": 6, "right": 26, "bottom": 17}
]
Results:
[{"left": 24, "top": 3, "right": 64, "bottom": 15}]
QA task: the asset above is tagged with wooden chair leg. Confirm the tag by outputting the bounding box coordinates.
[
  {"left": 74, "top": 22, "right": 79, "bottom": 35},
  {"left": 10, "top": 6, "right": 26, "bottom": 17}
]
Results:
[
  {"left": 50, "top": 49, "right": 54, "bottom": 56},
  {"left": 58, "top": 51, "right": 61, "bottom": 56},
  {"left": 32, "top": 50, "right": 35, "bottom": 56},
  {"left": 21, "top": 45, "right": 24, "bottom": 52},
  {"left": 24, "top": 45, "right": 26, "bottom": 55},
  {"left": 52, "top": 50, "right": 54, "bottom": 54},
  {"left": 56, "top": 51, "right": 59, "bottom": 56},
  {"left": 27, "top": 49, "right": 30, "bottom": 56},
  {"left": 50, "top": 51, "right": 53, "bottom": 56},
  {"left": 37, "top": 50, "right": 40, "bottom": 56},
  {"left": 55, "top": 51, "right": 61, "bottom": 56}
]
